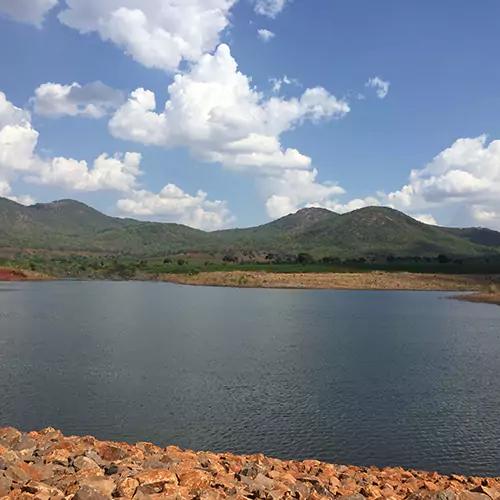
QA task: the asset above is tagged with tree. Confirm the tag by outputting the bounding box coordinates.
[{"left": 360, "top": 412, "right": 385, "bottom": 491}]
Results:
[
  {"left": 297, "top": 253, "right": 315, "bottom": 265},
  {"left": 437, "top": 254, "right": 450, "bottom": 264},
  {"left": 177, "top": 259, "right": 186, "bottom": 266}
]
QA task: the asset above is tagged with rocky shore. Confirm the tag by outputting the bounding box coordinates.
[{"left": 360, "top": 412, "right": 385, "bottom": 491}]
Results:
[{"left": 1, "top": 428, "right": 499, "bottom": 500}]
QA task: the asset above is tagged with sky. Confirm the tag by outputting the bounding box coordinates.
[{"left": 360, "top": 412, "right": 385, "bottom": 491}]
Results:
[{"left": 1, "top": 1, "right": 500, "bottom": 231}]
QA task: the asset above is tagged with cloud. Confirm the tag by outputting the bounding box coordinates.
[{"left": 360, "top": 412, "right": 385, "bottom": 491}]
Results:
[
  {"left": 384, "top": 136, "right": 500, "bottom": 228},
  {"left": 33, "top": 82, "right": 124, "bottom": 118},
  {"left": 0, "top": 179, "right": 35, "bottom": 206},
  {"left": 262, "top": 168, "right": 345, "bottom": 218},
  {"left": 0, "top": 0, "right": 58, "bottom": 26},
  {"left": 0, "top": 90, "right": 142, "bottom": 195},
  {"left": 366, "top": 77, "right": 390, "bottom": 99},
  {"left": 253, "top": 0, "right": 290, "bottom": 18},
  {"left": 27, "top": 153, "right": 143, "bottom": 192},
  {"left": 269, "top": 75, "right": 300, "bottom": 94},
  {"left": 117, "top": 185, "right": 234, "bottom": 231},
  {"left": 257, "top": 28, "right": 275, "bottom": 42},
  {"left": 109, "top": 44, "right": 349, "bottom": 174},
  {"left": 58, "top": 0, "right": 237, "bottom": 72},
  {"left": 1, "top": 89, "right": 231, "bottom": 228},
  {"left": 413, "top": 213, "right": 438, "bottom": 225},
  {"left": 0, "top": 92, "right": 39, "bottom": 172}
]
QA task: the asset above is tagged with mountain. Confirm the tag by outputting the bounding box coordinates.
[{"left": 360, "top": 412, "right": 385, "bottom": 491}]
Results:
[
  {"left": 1, "top": 197, "right": 499, "bottom": 258},
  {"left": 0, "top": 198, "right": 210, "bottom": 254}
]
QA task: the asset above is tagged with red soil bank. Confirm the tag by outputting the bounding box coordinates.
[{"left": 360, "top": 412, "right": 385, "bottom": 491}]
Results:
[{"left": 0, "top": 269, "right": 27, "bottom": 281}]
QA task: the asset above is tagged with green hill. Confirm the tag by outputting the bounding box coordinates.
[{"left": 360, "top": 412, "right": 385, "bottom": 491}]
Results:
[{"left": 0, "top": 197, "right": 499, "bottom": 258}]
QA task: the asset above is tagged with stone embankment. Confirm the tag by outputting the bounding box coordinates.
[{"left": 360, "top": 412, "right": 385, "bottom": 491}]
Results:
[{"left": 1, "top": 428, "right": 500, "bottom": 500}]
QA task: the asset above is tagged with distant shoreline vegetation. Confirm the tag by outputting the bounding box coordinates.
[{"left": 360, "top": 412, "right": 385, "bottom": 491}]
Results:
[{"left": 2, "top": 250, "right": 500, "bottom": 281}]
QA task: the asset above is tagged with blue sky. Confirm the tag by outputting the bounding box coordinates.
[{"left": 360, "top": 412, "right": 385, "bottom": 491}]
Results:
[{"left": 1, "top": 0, "right": 500, "bottom": 230}]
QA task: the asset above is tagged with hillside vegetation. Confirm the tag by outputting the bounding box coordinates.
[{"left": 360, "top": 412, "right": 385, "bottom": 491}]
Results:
[{"left": 1, "top": 197, "right": 499, "bottom": 258}]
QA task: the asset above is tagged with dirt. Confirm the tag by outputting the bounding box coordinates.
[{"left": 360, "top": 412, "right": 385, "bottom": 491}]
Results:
[
  {"left": 453, "top": 293, "right": 500, "bottom": 306},
  {"left": 160, "top": 271, "right": 497, "bottom": 292},
  {"left": 0, "top": 268, "right": 53, "bottom": 282}
]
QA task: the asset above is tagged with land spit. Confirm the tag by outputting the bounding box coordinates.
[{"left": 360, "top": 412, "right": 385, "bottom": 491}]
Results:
[
  {"left": 160, "top": 271, "right": 497, "bottom": 293},
  {"left": 1, "top": 427, "right": 499, "bottom": 500}
]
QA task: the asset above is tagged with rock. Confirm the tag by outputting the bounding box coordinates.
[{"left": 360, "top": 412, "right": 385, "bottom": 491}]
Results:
[
  {"left": 97, "top": 445, "right": 125, "bottom": 463},
  {"left": 337, "top": 495, "right": 366, "bottom": 500},
  {"left": 460, "top": 493, "right": 491, "bottom": 500},
  {"left": 103, "top": 466, "right": 118, "bottom": 477},
  {"left": 73, "top": 486, "right": 109, "bottom": 500},
  {"left": 134, "top": 469, "right": 177, "bottom": 487},
  {"left": 78, "top": 478, "right": 116, "bottom": 497},
  {"left": 474, "top": 486, "right": 500, "bottom": 500},
  {"left": 239, "top": 463, "right": 266, "bottom": 480},
  {"left": 115, "top": 478, "right": 139, "bottom": 498},
  {"left": 0, "top": 474, "right": 13, "bottom": 496},
  {"left": 435, "top": 491, "right": 459, "bottom": 500},
  {"left": 76, "top": 468, "right": 105, "bottom": 481},
  {"left": 44, "top": 449, "right": 71, "bottom": 467},
  {"left": 178, "top": 471, "right": 212, "bottom": 491},
  {"left": 73, "top": 458, "right": 100, "bottom": 472},
  {"left": 5, "top": 465, "right": 31, "bottom": 485},
  {"left": 0, "top": 429, "right": 22, "bottom": 448}
]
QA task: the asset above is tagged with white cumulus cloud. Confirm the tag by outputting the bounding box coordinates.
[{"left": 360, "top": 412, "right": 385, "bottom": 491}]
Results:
[
  {"left": 117, "top": 185, "right": 234, "bottom": 231},
  {"left": 253, "top": 0, "right": 290, "bottom": 18},
  {"left": 109, "top": 44, "right": 349, "bottom": 174},
  {"left": 257, "top": 28, "right": 275, "bottom": 42},
  {"left": 383, "top": 135, "right": 500, "bottom": 228},
  {"left": 366, "top": 77, "right": 390, "bottom": 99},
  {"left": 413, "top": 214, "right": 438, "bottom": 225},
  {"left": 27, "top": 152, "right": 143, "bottom": 192},
  {"left": 0, "top": 90, "right": 143, "bottom": 197},
  {"left": 58, "top": 0, "right": 237, "bottom": 71},
  {"left": 33, "top": 82, "right": 124, "bottom": 118},
  {"left": 262, "top": 168, "right": 345, "bottom": 218},
  {"left": 0, "top": 0, "right": 58, "bottom": 26}
]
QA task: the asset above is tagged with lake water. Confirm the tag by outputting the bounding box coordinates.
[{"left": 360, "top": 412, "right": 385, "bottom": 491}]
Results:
[{"left": 1, "top": 281, "right": 500, "bottom": 476}]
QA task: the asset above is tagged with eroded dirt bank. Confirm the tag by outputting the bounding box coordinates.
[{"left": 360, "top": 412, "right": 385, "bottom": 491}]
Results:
[{"left": 1, "top": 427, "right": 499, "bottom": 500}]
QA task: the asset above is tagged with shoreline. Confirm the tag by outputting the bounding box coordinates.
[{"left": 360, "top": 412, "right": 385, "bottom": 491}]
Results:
[
  {"left": 160, "top": 270, "right": 496, "bottom": 292},
  {"left": 1, "top": 427, "right": 499, "bottom": 500},
  {"left": 2, "top": 269, "right": 499, "bottom": 305}
]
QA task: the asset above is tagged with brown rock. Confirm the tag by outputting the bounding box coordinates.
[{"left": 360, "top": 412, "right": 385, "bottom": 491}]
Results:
[
  {"left": 79, "top": 478, "right": 116, "bottom": 497},
  {"left": 45, "top": 449, "right": 72, "bottom": 467},
  {"left": 336, "top": 494, "right": 366, "bottom": 500},
  {"left": 76, "top": 468, "right": 105, "bottom": 481},
  {"left": 424, "top": 482, "right": 439, "bottom": 491},
  {"left": 73, "top": 486, "right": 109, "bottom": 500},
  {"left": 134, "top": 469, "right": 177, "bottom": 487},
  {"left": 73, "top": 458, "right": 100, "bottom": 472},
  {"left": 97, "top": 445, "right": 125, "bottom": 463},
  {"left": 115, "top": 478, "right": 139, "bottom": 498},
  {"left": 239, "top": 463, "right": 266, "bottom": 480},
  {"left": 0, "top": 429, "right": 22, "bottom": 448},
  {"left": 195, "top": 491, "right": 226, "bottom": 500},
  {"left": 0, "top": 474, "right": 13, "bottom": 496},
  {"left": 460, "top": 493, "right": 491, "bottom": 500},
  {"left": 434, "top": 491, "right": 458, "bottom": 500},
  {"left": 178, "top": 471, "right": 212, "bottom": 492},
  {"left": 474, "top": 487, "right": 500, "bottom": 500},
  {"left": 5, "top": 466, "right": 31, "bottom": 485}
]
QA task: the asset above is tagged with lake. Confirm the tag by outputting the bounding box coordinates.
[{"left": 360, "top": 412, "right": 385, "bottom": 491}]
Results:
[{"left": 1, "top": 281, "right": 500, "bottom": 476}]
